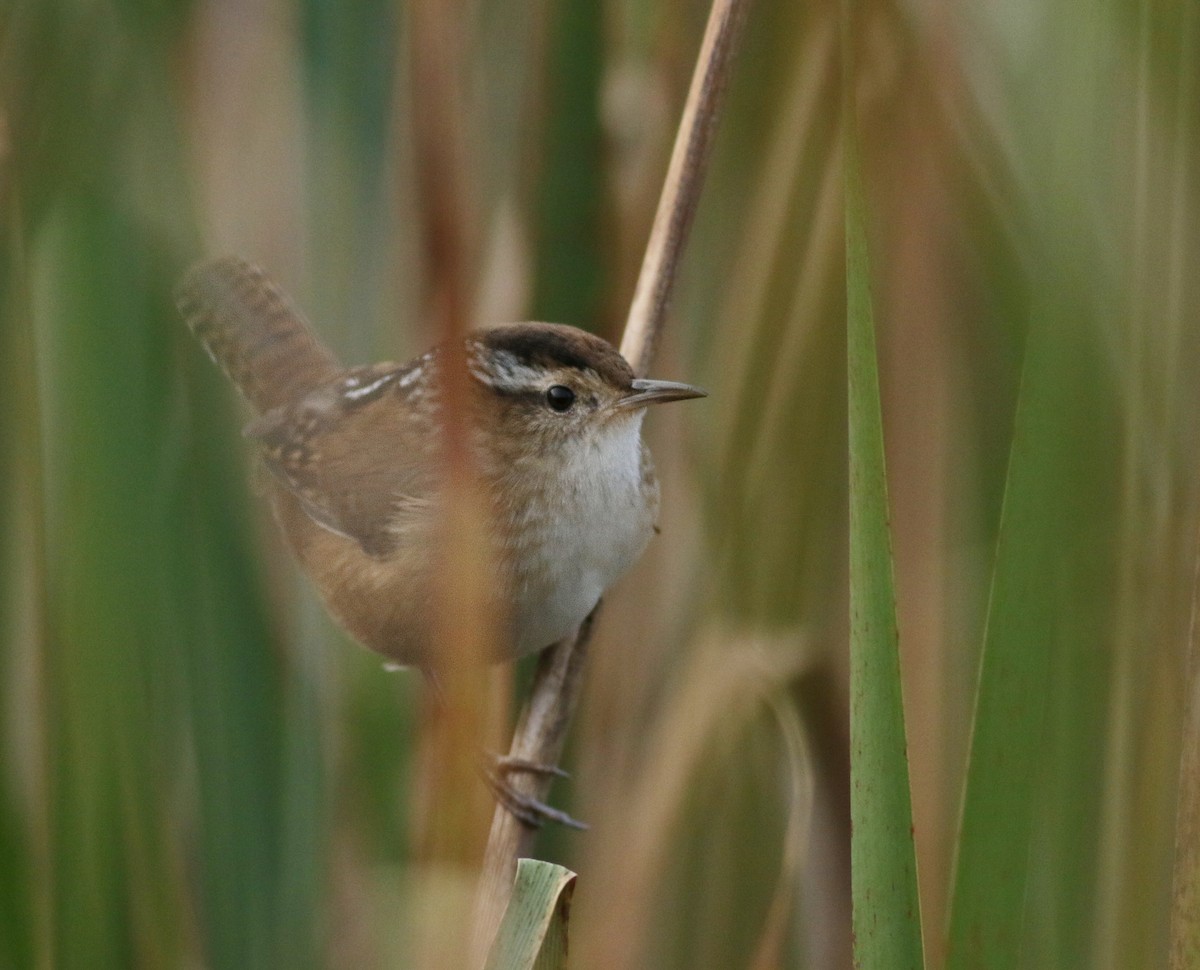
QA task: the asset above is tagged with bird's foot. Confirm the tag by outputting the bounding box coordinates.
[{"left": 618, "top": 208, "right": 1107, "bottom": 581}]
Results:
[
  {"left": 482, "top": 754, "right": 587, "bottom": 830},
  {"left": 490, "top": 754, "right": 571, "bottom": 779}
]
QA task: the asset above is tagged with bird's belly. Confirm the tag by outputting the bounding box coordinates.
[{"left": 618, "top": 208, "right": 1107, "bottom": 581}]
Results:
[
  {"left": 507, "top": 475, "right": 655, "bottom": 657},
  {"left": 274, "top": 419, "right": 659, "bottom": 665}
]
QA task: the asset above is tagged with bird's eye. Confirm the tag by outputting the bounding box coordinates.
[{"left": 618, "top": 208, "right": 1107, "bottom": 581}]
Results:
[{"left": 546, "top": 385, "right": 576, "bottom": 412}]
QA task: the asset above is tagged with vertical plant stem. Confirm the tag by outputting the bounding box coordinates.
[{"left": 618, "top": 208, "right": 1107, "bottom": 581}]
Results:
[
  {"left": 409, "top": 0, "right": 492, "bottom": 880},
  {"left": 619, "top": 0, "right": 750, "bottom": 375},
  {"left": 470, "top": 620, "right": 593, "bottom": 965},
  {"left": 470, "top": 0, "right": 752, "bottom": 957},
  {"left": 1171, "top": 527, "right": 1200, "bottom": 969},
  {"left": 4, "top": 193, "right": 51, "bottom": 970},
  {"left": 1167, "top": 5, "right": 1199, "bottom": 964},
  {"left": 842, "top": 6, "right": 926, "bottom": 965}
]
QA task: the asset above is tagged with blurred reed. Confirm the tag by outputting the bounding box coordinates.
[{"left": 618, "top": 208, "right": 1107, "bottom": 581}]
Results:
[{"left": 2, "top": 0, "right": 1199, "bottom": 967}]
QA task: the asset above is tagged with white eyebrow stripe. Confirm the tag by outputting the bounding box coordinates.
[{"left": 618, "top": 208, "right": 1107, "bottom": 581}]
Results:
[{"left": 471, "top": 349, "right": 546, "bottom": 392}]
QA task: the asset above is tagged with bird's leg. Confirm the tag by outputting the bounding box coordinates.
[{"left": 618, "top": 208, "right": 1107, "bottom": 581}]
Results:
[{"left": 418, "top": 666, "right": 585, "bottom": 830}]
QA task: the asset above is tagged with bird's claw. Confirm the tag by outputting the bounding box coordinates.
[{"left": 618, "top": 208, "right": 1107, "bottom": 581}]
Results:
[
  {"left": 489, "top": 753, "right": 572, "bottom": 780},
  {"left": 481, "top": 754, "right": 587, "bottom": 830}
]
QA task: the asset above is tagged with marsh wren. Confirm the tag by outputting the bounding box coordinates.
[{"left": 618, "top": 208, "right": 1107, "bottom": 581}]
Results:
[{"left": 176, "top": 256, "right": 704, "bottom": 668}]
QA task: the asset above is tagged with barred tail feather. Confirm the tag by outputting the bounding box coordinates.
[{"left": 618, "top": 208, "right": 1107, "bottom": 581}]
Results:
[{"left": 175, "top": 256, "right": 340, "bottom": 413}]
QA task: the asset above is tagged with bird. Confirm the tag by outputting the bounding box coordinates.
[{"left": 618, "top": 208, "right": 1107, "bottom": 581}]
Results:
[{"left": 175, "top": 256, "right": 705, "bottom": 671}]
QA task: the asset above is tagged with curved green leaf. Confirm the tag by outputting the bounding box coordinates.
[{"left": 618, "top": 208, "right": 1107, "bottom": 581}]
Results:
[{"left": 485, "top": 860, "right": 576, "bottom": 970}]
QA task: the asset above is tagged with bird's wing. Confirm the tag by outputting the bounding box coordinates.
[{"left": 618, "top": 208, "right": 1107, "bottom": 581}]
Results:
[{"left": 244, "top": 360, "right": 439, "bottom": 557}]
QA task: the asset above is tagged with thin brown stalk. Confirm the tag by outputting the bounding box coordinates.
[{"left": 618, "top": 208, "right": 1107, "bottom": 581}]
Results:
[
  {"left": 469, "top": 0, "right": 752, "bottom": 958},
  {"left": 619, "top": 0, "right": 751, "bottom": 375},
  {"left": 469, "top": 616, "right": 595, "bottom": 965},
  {"left": 409, "top": 0, "right": 493, "bottom": 886}
]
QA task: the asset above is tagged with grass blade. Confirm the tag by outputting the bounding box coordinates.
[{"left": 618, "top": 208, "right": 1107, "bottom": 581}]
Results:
[
  {"left": 944, "top": 283, "right": 1114, "bottom": 967},
  {"left": 485, "top": 860, "right": 576, "bottom": 970},
  {"left": 1171, "top": 636, "right": 1200, "bottom": 969},
  {"left": 844, "top": 64, "right": 927, "bottom": 970},
  {"left": 1171, "top": 534, "right": 1200, "bottom": 969}
]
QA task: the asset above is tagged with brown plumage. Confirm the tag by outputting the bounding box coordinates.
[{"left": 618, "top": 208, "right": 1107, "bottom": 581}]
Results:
[
  {"left": 177, "top": 256, "right": 340, "bottom": 412},
  {"left": 176, "top": 256, "right": 705, "bottom": 667}
]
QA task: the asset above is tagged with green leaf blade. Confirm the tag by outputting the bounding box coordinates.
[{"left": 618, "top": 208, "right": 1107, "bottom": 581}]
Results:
[
  {"left": 845, "top": 112, "right": 927, "bottom": 970},
  {"left": 485, "top": 859, "right": 577, "bottom": 970},
  {"left": 944, "top": 291, "right": 1116, "bottom": 968}
]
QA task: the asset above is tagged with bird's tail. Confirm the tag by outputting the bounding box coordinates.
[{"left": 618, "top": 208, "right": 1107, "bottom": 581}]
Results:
[{"left": 175, "top": 256, "right": 341, "bottom": 413}]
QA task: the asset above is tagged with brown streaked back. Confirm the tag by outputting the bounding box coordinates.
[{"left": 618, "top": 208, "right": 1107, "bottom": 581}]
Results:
[{"left": 176, "top": 256, "right": 341, "bottom": 413}]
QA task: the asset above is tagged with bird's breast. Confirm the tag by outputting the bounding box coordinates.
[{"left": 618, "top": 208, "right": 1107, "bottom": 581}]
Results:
[{"left": 500, "top": 422, "right": 658, "bottom": 656}]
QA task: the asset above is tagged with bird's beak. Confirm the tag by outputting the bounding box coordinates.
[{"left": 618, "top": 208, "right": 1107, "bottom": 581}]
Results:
[{"left": 615, "top": 378, "right": 708, "bottom": 410}]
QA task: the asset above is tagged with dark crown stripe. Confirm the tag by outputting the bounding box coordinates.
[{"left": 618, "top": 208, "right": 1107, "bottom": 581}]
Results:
[{"left": 479, "top": 322, "right": 633, "bottom": 390}]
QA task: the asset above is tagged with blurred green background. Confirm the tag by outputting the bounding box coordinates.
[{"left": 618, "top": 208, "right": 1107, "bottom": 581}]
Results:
[{"left": 2, "top": 0, "right": 1198, "bottom": 967}]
